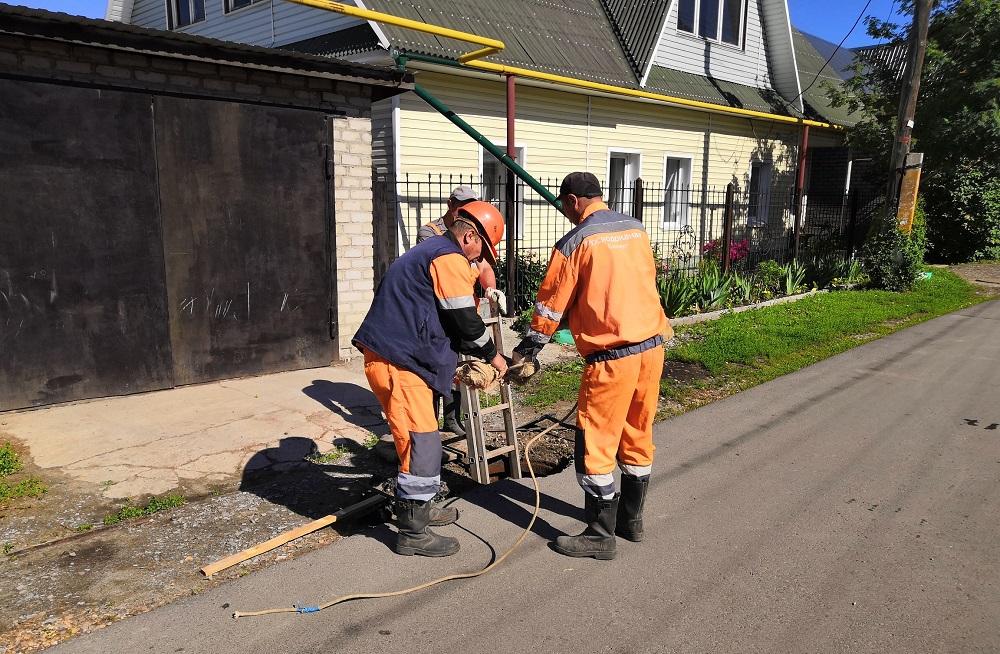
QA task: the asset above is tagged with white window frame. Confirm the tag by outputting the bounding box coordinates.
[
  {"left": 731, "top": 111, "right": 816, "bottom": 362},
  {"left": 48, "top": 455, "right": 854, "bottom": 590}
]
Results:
[
  {"left": 606, "top": 148, "right": 642, "bottom": 215},
  {"left": 662, "top": 154, "right": 693, "bottom": 227},
  {"left": 225, "top": 0, "right": 267, "bottom": 15},
  {"left": 479, "top": 144, "right": 527, "bottom": 237},
  {"left": 166, "top": 0, "right": 205, "bottom": 28},
  {"left": 747, "top": 159, "right": 773, "bottom": 226},
  {"left": 676, "top": 0, "right": 746, "bottom": 48}
]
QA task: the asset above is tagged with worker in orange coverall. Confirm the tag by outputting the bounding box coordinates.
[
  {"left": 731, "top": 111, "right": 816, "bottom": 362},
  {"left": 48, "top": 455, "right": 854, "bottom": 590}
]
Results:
[
  {"left": 513, "top": 172, "right": 670, "bottom": 560},
  {"left": 354, "top": 201, "right": 508, "bottom": 557}
]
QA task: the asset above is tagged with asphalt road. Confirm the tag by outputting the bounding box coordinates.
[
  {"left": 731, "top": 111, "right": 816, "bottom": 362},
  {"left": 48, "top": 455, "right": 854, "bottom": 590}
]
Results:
[{"left": 53, "top": 300, "right": 1000, "bottom": 653}]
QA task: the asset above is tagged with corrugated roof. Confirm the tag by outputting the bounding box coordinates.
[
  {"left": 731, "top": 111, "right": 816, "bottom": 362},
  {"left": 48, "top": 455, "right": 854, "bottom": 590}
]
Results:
[
  {"left": 0, "top": 2, "right": 412, "bottom": 92},
  {"left": 280, "top": 24, "right": 382, "bottom": 59},
  {"left": 791, "top": 28, "right": 859, "bottom": 126},
  {"left": 645, "top": 65, "right": 798, "bottom": 116},
  {"left": 856, "top": 42, "right": 907, "bottom": 81},
  {"left": 361, "top": 0, "right": 638, "bottom": 86},
  {"left": 598, "top": 0, "right": 670, "bottom": 81}
]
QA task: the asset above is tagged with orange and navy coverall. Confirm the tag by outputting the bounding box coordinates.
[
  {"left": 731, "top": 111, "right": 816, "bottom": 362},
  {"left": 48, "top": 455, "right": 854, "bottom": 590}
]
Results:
[
  {"left": 515, "top": 202, "right": 671, "bottom": 498},
  {"left": 353, "top": 232, "right": 496, "bottom": 501}
]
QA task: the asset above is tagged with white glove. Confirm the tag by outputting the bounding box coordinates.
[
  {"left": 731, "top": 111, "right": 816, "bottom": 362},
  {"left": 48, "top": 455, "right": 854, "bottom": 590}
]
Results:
[{"left": 485, "top": 288, "right": 507, "bottom": 315}]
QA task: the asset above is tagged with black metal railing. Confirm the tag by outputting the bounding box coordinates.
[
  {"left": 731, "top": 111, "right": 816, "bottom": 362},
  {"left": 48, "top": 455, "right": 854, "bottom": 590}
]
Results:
[{"left": 385, "top": 173, "right": 883, "bottom": 311}]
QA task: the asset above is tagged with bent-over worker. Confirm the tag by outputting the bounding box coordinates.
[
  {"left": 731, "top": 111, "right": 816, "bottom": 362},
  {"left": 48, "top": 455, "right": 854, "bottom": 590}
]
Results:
[
  {"left": 354, "top": 201, "right": 508, "bottom": 557},
  {"left": 513, "top": 172, "right": 670, "bottom": 560},
  {"left": 417, "top": 185, "right": 503, "bottom": 438}
]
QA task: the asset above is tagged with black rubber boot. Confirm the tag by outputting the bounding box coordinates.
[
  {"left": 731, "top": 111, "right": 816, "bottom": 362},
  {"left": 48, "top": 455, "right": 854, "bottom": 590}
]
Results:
[
  {"left": 395, "top": 499, "right": 460, "bottom": 557},
  {"left": 442, "top": 389, "right": 466, "bottom": 437},
  {"left": 428, "top": 502, "right": 459, "bottom": 526},
  {"left": 615, "top": 473, "right": 649, "bottom": 542},
  {"left": 552, "top": 493, "right": 618, "bottom": 560}
]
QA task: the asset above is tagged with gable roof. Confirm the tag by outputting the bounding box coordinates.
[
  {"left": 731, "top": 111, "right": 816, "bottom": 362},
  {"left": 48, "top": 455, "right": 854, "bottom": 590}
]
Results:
[
  {"left": 360, "top": 0, "right": 637, "bottom": 87},
  {"left": 791, "top": 27, "right": 859, "bottom": 126},
  {"left": 598, "top": 0, "right": 671, "bottom": 82},
  {"left": 285, "top": 1, "right": 855, "bottom": 126}
]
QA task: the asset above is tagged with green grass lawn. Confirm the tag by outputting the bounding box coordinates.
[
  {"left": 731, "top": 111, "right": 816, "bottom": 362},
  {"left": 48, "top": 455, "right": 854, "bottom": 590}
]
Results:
[{"left": 521, "top": 269, "right": 993, "bottom": 416}]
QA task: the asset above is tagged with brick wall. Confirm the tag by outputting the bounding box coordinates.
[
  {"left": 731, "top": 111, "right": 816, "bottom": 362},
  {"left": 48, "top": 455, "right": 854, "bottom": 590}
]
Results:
[
  {"left": 0, "top": 31, "right": 379, "bottom": 361},
  {"left": 332, "top": 115, "right": 375, "bottom": 360}
]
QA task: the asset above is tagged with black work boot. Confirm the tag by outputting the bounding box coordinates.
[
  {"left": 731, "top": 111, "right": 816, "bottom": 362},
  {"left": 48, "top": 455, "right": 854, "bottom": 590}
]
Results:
[
  {"left": 428, "top": 502, "right": 459, "bottom": 526},
  {"left": 442, "top": 390, "right": 466, "bottom": 437},
  {"left": 395, "top": 499, "right": 460, "bottom": 557},
  {"left": 552, "top": 493, "right": 618, "bottom": 560},
  {"left": 616, "top": 473, "right": 650, "bottom": 542}
]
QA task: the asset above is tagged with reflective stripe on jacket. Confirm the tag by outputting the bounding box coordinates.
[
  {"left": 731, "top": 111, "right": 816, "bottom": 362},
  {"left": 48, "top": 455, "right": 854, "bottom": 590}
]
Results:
[
  {"left": 524, "top": 202, "right": 669, "bottom": 359},
  {"left": 353, "top": 233, "right": 497, "bottom": 396}
]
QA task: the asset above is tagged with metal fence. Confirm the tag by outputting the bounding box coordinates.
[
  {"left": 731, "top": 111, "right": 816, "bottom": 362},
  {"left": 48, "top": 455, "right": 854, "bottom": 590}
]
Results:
[{"left": 387, "top": 173, "right": 882, "bottom": 311}]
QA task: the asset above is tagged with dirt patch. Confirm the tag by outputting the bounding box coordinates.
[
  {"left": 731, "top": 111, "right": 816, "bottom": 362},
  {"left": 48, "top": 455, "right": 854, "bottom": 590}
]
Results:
[
  {"left": 662, "top": 360, "right": 711, "bottom": 383},
  {"left": 949, "top": 262, "right": 1000, "bottom": 288}
]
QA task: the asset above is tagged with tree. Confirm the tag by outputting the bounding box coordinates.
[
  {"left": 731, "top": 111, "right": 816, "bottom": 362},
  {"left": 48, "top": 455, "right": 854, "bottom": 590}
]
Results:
[{"left": 827, "top": 0, "right": 1000, "bottom": 262}]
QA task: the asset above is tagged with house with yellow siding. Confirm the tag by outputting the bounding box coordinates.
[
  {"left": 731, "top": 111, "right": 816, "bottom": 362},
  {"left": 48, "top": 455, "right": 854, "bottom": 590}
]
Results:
[{"left": 110, "top": 0, "right": 861, "bottom": 269}]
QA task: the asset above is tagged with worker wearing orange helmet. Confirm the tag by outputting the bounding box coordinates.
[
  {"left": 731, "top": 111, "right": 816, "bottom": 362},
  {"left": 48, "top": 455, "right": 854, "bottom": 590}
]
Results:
[
  {"left": 416, "top": 186, "right": 505, "bottom": 438},
  {"left": 513, "top": 172, "right": 670, "bottom": 560},
  {"left": 354, "top": 201, "right": 508, "bottom": 557}
]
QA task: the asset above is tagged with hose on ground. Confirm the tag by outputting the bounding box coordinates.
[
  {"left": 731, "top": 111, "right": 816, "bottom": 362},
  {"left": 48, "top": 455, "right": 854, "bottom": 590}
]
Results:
[{"left": 232, "top": 403, "right": 578, "bottom": 619}]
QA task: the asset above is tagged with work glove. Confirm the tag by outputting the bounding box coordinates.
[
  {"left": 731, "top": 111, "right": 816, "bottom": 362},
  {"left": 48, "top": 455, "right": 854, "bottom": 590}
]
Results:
[
  {"left": 484, "top": 288, "right": 507, "bottom": 315},
  {"left": 505, "top": 350, "right": 540, "bottom": 385}
]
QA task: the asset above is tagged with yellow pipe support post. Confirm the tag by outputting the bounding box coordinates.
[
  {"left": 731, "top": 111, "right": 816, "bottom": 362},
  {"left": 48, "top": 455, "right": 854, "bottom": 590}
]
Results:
[{"left": 283, "top": 0, "right": 505, "bottom": 63}]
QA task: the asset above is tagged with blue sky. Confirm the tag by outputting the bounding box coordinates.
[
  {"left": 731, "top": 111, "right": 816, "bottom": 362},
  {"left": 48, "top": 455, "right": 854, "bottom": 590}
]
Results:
[{"left": 14, "top": 0, "right": 906, "bottom": 48}]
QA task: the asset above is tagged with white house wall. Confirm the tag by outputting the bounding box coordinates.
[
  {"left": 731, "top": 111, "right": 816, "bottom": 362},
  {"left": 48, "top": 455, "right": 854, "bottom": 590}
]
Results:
[
  {"left": 129, "top": 0, "right": 361, "bottom": 47},
  {"left": 651, "top": 0, "right": 772, "bottom": 89}
]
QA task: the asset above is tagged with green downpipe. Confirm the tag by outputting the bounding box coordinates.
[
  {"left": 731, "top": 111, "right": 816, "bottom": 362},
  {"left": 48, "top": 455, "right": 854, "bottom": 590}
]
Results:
[{"left": 395, "top": 54, "right": 562, "bottom": 211}]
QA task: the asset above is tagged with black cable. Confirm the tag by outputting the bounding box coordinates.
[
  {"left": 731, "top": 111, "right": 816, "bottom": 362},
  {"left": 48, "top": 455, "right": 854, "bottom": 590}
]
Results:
[{"left": 789, "top": 0, "right": 875, "bottom": 109}]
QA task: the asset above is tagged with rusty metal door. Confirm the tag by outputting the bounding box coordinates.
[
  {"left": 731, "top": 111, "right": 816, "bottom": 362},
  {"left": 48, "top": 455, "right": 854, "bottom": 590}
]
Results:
[
  {"left": 152, "top": 97, "right": 335, "bottom": 385},
  {"left": 0, "top": 80, "right": 173, "bottom": 410}
]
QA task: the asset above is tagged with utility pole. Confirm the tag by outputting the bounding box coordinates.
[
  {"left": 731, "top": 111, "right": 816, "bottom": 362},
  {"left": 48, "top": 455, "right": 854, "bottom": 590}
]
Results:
[{"left": 886, "top": 0, "right": 931, "bottom": 214}]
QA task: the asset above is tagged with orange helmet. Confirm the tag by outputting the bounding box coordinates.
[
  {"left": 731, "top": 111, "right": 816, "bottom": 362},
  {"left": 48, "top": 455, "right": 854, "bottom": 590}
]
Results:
[{"left": 457, "top": 201, "right": 505, "bottom": 265}]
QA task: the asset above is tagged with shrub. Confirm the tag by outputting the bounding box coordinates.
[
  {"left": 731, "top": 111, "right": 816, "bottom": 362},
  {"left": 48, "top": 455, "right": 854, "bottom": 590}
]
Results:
[
  {"left": 657, "top": 271, "right": 697, "bottom": 318},
  {"left": 755, "top": 260, "right": 784, "bottom": 294},
  {"left": 781, "top": 261, "right": 808, "bottom": 295},
  {"left": 909, "top": 198, "right": 928, "bottom": 264},
  {"left": 861, "top": 226, "right": 921, "bottom": 292},
  {"left": 693, "top": 261, "right": 732, "bottom": 312},
  {"left": 701, "top": 238, "right": 750, "bottom": 265},
  {"left": 495, "top": 251, "right": 549, "bottom": 313},
  {"left": 925, "top": 165, "right": 1000, "bottom": 263},
  {"left": 0, "top": 443, "right": 22, "bottom": 477}
]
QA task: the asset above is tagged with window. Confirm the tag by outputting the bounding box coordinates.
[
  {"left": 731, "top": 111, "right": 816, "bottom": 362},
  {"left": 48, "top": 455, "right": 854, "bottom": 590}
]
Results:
[
  {"left": 747, "top": 160, "right": 773, "bottom": 225},
  {"left": 481, "top": 146, "right": 525, "bottom": 236},
  {"left": 226, "top": 0, "right": 265, "bottom": 13},
  {"left": 167, "top": 0, "right": 205, "bottom": 28},
  {"left": 677, "top": 0, "right": 744, "bottom": 47},
  {"left": 607, "top": 151, "right": 641, "bottom": 214},
  {"left": 663, "top": 156, "right": 692, "bottom": 225}
]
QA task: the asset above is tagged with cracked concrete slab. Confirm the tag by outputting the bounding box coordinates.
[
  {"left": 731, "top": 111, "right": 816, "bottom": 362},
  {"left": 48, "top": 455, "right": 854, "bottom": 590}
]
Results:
[{"left": 1, "top": 363, "right": 385, "bottom": 499}]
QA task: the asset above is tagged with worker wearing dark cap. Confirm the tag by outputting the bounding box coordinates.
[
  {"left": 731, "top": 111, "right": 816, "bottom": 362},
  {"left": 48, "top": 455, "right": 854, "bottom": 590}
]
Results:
[
  {"left": 354, "top": 201, "right": 508, "bottom": 557},
  {"left": 513, "top": 171, "right": 670, "bottom": 560}
]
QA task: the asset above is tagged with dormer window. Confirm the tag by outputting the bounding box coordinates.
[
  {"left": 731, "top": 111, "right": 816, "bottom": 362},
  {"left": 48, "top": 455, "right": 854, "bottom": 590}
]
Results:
[{"left": 677, "top": 0, "right": 744, "bottom": 47}]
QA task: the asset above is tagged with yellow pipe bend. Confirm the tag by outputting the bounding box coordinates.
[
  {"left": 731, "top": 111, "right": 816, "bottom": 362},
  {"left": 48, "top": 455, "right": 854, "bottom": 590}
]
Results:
[{"left": 285, "top": 0, "right": 505, "bottom": 63}]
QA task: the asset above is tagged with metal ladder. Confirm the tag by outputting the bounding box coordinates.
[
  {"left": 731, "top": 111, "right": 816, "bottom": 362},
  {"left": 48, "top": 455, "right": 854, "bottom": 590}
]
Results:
[{"left": 455, "top": 298, "right": 522, "bottom": 483}]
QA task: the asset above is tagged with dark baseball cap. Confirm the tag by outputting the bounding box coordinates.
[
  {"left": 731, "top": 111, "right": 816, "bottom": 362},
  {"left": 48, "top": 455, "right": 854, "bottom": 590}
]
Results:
[{"left": 559, "top": 171, "right": 603, "bottom": 199}]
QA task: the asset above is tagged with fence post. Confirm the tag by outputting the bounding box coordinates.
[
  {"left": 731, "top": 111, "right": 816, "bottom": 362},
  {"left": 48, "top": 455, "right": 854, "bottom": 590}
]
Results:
[
  {"left": 846, "top": 190, "right": 860, "bottom": 258},
  {"left": 793, "top": 191, "right": 807, "bottom": 261},
  {"left": 631, "top": 177, "right": 644, "bottom": 222},
  {"left": 721, "top": 182, "right": 736, "bottom": 273}
]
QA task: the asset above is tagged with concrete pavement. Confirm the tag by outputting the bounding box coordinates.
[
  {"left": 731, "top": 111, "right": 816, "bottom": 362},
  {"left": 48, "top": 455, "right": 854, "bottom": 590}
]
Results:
[{"left": 51, "top": 300, "right": 1000, "bottom": 653}]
